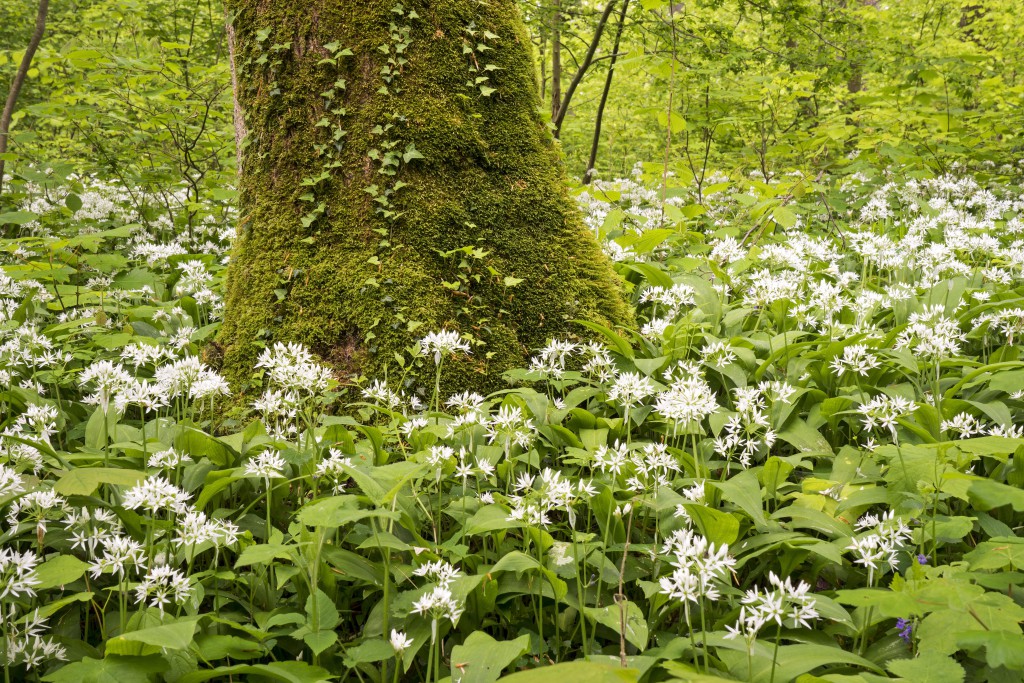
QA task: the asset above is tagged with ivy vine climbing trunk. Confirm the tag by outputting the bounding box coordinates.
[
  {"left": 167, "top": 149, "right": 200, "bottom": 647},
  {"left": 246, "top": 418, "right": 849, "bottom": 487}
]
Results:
[{"left": 217, "top": 0, "right": 631, "bottom": 397}]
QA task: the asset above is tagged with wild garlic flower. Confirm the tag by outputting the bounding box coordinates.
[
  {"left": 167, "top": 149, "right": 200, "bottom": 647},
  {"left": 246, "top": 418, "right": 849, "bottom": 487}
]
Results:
[
  {"left": 154, "top": 356, "right": 230, "bottom": 402},
  {"left": 485, "top": 405, "right": 535, "bottom": 451},
  {"left": 625, "top": 442, "right": 679, "bottom": 494},
  {"left": 412, "top": 560, "right": 461, "bottom": 588},
  {"left": 174, "top": 510, "right": 240, "bottom": 550},
  {"left": 658, "top": 529, "right": 735, "bottom": 604},
  {"left": 941, "top": 412, "right": 986, "bottom": 439},
  {"left": 315, "top": 448, "right": 352, "bottom": 493},
  {"left": 608, "top": 371, "right": 655, "bottom": 411},
  {"left": 134, "top": 564, "right": 193, "bottom": 613},
  {"left": 830, "top": 344, "right": 881, "bottom": 378},
  {"left": 64, "top": 507, "right": 122, "bottom": 556},
  {"left": 0, "top": 607, "right": 67, "bottom": 669},
  {"left": 245, "top": 450, "right": 287, "bottom": 480},
  {"left": 655, "top": 370, "right": 718, "bottom": 428},
  {"left": 79, "top": 360, "right": 133, "bottom": 412},
  {"left": 255, "top": 342, "right": 334, "bottom": 396},
  {"left": 858, "top": 394, "right": 915, "bottom": 443},
  {"left": 361, "top": 379, "right": 404, "bottom": 410},
  {"left": 88, "top": 535, "right": 145, "bottom": 579},
  {"left": 529, "top": 339, "right": 578, "bottom": 379},
  {"left": 390, "top": 629, "right": 413, "bottom": 654},
  {"left": 6, "top": 489, "right": 69, "bottom": 534},
  {"left": 700, "top": 340, "right": 737, "bottom": 366},
  {"left": 419, "top": 330, "right": 471, "bottom": 364},
  {"left": 581, "top": 342, "right": 615, "bottom": 382},
  {"left": 0, "top": 548, "right": 41, "bottom": 600},
  {"left": 0, "top": 464, "right": 25, "bottom": 498},
  {"left": 122, "top": 475, "right": 191, "bottom": 515},
  {"left": 847, "top": 510, "right": 913, "bottom": 585},
  {"left": 148, "top": 448, "right": 192, "bottom": 470},
  {"left": 411, "top": 585, "right": 464, "bottom": 625},
  {"left": 726, "top": 573, "right": 819, "bottom": 651},
  {"left": 593, "top": 440, "right": 629, "bottom": 476}
]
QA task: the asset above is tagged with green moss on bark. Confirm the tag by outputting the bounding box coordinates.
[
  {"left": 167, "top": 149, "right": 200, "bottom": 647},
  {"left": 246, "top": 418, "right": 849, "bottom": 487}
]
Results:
[{"left": 218, "top": 0, "right": 632, "bottom": 397}]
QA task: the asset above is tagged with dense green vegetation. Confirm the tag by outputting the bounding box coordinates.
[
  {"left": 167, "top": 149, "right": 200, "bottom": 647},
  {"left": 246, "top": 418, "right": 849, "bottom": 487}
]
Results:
[{"left": 2, "top": 1, "right": 1024, "bottom": 682}]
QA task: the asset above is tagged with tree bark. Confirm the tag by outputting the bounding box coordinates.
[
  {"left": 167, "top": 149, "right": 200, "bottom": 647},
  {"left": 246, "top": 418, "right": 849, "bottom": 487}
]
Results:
[
  {"left": 217, "top": 0, "right": 631, "bottom": 395},
  {"left": 584, "top": 0, "right": 630, "bottom": 183},
  {"left": 0, "top": 0, "right": 49, "bottom": 196}
]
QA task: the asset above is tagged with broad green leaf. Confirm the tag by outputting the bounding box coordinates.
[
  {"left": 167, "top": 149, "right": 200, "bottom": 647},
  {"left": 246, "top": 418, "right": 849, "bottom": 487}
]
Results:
[
  {"left": 449, "top": 632, "right": 530, "bottom": 683},
  {"left": 682, "top": 504, "right": 739, "bottom": 546},
  {"left": 34, "top": 555, "right": 87, "bottom": 590},
  {"left": 498, "top": 661, "right": 640, "bottom": 682},
  {"left": 886, "top": 653, "right": 965, "bottom": 683},
  {"left": 54, "top": 467, "right": 145, "bottom": 496},
  {"left": 583, "top": 600, "right": 649, "bottom": 650},
  {"left": 42, "top": 655, "right": 168, "bottom": 683},
  {"left": 105, "top": 617, "right": 202, "bottom": 655},
  {"left": 176, "top": 661, "right": 333, "bottom": 683}
]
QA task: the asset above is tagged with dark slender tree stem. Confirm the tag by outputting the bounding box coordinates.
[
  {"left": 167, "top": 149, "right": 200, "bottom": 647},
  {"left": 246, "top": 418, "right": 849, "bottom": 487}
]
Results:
[
  {"left": 584, "top": 0, "right": 630, "bottom": 183},
  {"left": 0, "top": 0, "right": 50, "bottom": 196}
]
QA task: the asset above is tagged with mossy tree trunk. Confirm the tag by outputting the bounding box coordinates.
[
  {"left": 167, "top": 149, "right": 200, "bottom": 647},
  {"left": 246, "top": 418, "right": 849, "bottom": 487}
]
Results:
[{"left": 218, "top": 0, "right": 631, "bottom": 396}]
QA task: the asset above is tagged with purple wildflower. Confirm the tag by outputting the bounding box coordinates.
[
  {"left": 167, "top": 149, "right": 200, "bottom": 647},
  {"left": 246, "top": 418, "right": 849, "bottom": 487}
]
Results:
[{"left": 895, "top": 618, "right": 913, "bottom": 644}]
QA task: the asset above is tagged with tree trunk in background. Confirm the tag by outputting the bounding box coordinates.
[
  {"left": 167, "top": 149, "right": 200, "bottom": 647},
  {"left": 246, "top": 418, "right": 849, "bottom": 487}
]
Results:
[
  {"left": 552, "top": 0, "right": 618, "bottom": 139},
  {"left": 585, "top": 0, "right": 630, "bottom": 183},
  {"left": 0, "top": 0, "right": 49, "bottom": 196},
  {"left": 550, "top": 0, "right": 562, "bottom": 120},
  {"left": 217, "top": 0, "right": 631, "bottom": 396}
]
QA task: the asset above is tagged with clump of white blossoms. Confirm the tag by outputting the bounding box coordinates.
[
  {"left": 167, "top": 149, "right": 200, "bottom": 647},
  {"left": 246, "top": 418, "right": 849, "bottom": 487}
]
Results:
[
  {"left": 528, "top": 339, "right": 578, "bottom": 380},
  {"left": 830, "top": 344, "right": 881, "bottom": 378},
  {"left": 122, "top": 475, "right": 191, "bottom": 515},
  {"left": 608, "top": 370, "right": 656, "bottom": 414},
  {"left": 658, "top": 529, "right": 736, "bottom": 606},
  {"left": 255, "top": 342, "right": 334, "bottom": 396},
  {"left": 419, "top": 330, "right": 471, "bottom": 364},
  {"left": 0, "top": 605, "right": 67, "bottom": 670},
  {"left": 135, "top": 564, "right": 193, "bottom": 613},
  {"left": 941, "top": 411, "right": 986, "bottom": 439},
  {"left": 485, "top": 404, "right": 536, "bottom": 452},
  {"left": 79, "top": 360, "right": 133, "bottom": 412},
  {"left": 725, "top": 572, "right": 820, "bottom": 652},
  {"left": 0, "top": 547, "right": 41, "bottom": 600},
  {"left": 411, "top": 561, "right": 465, "bottom": 637},
  {"left": 858, "top": 394, "right": 915, "bottom": 444},
  {"left": 245, "top": 449, "right": 288, "bottom": 481},
  {"left": 894, "top": 305, "right": 965, "bottom": 359},
  {"left": 655, "top": 363, "right": 719, "bottom": 433},
  {"left": 846, "top": 510, "right": 913, "bottom": 586}
]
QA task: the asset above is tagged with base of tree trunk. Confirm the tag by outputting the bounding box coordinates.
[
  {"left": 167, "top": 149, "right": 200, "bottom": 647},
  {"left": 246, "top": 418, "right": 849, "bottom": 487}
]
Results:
[{"left": 217, "top": 0, "right": 631, "bottom": 399}]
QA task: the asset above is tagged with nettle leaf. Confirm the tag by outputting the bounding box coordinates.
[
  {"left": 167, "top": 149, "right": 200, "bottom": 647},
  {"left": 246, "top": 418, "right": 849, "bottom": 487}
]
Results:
[
  {"left": 887, "top": 653, "right": 965, "bottom": 683},
  {"left": 957, "top": 630, "right": 1024, "bottom": 670},
  {"left": 964, "top": 536, "right": 1024, "bottom": 570}
]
